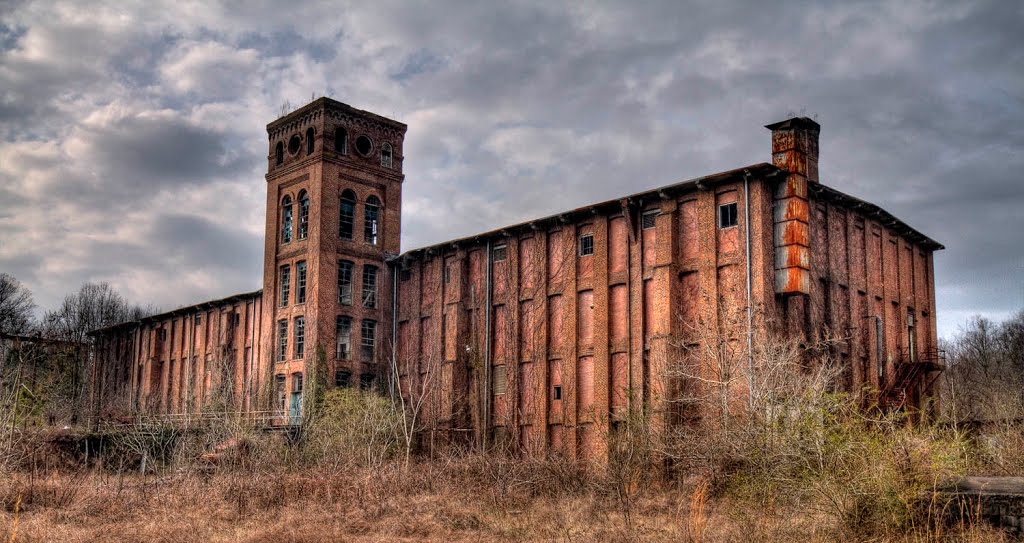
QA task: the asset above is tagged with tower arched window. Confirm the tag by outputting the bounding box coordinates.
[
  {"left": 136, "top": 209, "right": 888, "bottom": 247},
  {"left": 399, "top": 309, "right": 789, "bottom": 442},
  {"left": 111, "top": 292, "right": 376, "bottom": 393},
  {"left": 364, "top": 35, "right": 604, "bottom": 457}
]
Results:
[
  {"left": 334, "top": 127, "right": 347, "bottom": 154},
  {"left": 339, "top": 189, "right": 356, "bottom": 240},
  {"left": 380, "top": 143, "right": 393, "bottom": 168},
  {"left": 298, "top": 190, "right": 310, "bottom": 240},
  {"left": 364, "top": 195, "right": 381, "bottom": 245},
  {"left": 306, "top": 127, "right": 315, "bottom": 155},
  {"left": 275, "top": 142, "right": 284, "bottom": 166},
  {"left": 281, "top": 195, "right": 293, "bottom": 243}
]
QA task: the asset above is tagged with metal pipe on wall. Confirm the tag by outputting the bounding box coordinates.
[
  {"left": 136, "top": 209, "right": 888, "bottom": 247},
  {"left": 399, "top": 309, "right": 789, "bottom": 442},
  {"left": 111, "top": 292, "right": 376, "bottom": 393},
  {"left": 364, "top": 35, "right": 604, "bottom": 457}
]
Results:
[
  {"left": 743, "top": 171, "right": 754, "bottom": 409},
  {"left": 484, "top": 239, "right": 493, "bottom": 449}
]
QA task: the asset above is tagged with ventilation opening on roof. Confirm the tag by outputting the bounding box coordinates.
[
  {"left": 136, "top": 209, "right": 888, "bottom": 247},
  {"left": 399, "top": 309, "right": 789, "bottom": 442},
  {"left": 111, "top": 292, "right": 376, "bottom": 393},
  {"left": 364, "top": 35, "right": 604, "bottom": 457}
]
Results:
[{"left": 641, "top": 210, "right": 659, "bottom": 230}]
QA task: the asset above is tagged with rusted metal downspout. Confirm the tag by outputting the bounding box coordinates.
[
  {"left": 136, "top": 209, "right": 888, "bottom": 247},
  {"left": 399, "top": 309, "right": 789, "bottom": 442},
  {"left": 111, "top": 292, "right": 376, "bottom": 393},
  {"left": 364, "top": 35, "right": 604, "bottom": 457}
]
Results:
[
  {"left": 743, "top": 171, "right": 754, "bottom": 409},
  {"left": 390, "top": 262, "right": 399, "bottom": 401},
  {"left": 483, "top": 239, "right": 492, "bottom": 449},
  {"left": 619, "top": 198, "right": 635, "bottom": 422}
]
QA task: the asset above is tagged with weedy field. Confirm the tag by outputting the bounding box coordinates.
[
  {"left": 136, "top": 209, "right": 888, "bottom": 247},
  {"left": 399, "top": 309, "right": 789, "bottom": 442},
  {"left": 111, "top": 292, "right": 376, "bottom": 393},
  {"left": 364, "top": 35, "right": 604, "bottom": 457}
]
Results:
[{"left": 1, "top": 388, "right": 1018, "bottom": 543}]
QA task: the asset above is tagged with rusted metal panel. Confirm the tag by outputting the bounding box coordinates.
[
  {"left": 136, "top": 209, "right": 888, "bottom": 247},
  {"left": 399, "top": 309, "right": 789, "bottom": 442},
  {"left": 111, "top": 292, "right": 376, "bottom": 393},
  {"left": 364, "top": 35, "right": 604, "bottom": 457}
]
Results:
[
  {"left": 776, "top": 219, "right": 810, "bottom": 247},
  {"left": 774, "top": 244, "right": 810, "bottom": 269},
  {"left": 775, "top": 267, "right": 811, "bottom": 294}
]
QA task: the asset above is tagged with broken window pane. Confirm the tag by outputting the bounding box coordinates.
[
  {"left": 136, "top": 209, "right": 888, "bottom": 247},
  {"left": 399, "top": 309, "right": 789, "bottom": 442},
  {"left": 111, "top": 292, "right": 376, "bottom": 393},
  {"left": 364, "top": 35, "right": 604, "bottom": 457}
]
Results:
[
  {"left": 361, "top": 319, "right": 376, "bottom": 363},
  {"left": 338, "top": 260, "right": 353, "bottom": 305},
  {"left": 362, "top": 265, "right": 377, "bottom": 308},
  {"left": 364, "top": 196, "right": 380, "bottom": 245},
  {"left": 336, "top": 315, "right": 351, "bottom": 359}
]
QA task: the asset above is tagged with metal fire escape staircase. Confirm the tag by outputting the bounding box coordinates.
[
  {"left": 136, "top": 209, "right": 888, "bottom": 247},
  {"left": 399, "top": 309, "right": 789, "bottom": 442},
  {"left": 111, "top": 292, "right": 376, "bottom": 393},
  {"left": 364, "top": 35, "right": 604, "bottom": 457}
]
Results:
[{"left": 879, "top": 348, "right": 946, "bottom": 411}]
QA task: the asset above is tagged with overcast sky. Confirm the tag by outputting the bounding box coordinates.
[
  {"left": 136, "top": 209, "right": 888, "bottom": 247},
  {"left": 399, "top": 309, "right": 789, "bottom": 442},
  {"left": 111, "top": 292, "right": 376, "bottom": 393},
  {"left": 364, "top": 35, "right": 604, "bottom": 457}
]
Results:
[{"left": 1, "top": 1, "right": 1021, "bottom": 338}]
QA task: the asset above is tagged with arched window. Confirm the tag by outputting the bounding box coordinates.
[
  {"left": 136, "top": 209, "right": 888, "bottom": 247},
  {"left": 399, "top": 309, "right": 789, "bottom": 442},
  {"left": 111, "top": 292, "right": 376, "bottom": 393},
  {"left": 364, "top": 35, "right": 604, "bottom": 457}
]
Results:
[
  {"left": 281, "top": 195, "right": 293, "bottom": 243},
  {"left": 380, "top": 143, "right": 393, "bottom": 168},
  {"left": 306, "top": 127, "right": 315, "bottom": 155},
  {"left": 334, "top": 127, "right": 347, "bottom": 154},
  {"left": 298, "top": 190, "right": 310, "bottom": 240},
  {"left": 339, "top": 189, "right": 356, "bottom": 240},
  {"left": 364, "top": 195, "right": 380, "bottom": 245},
  {"left": 275, "top": 142, "right": 284, "bottom": 166}
]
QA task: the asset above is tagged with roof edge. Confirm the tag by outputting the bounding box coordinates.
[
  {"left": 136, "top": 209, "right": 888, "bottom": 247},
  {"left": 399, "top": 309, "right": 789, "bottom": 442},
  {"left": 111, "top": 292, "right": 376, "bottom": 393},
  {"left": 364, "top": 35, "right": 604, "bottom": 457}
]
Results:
[{"left": 88, "top": 289, "right": 263, "bottom": 336}]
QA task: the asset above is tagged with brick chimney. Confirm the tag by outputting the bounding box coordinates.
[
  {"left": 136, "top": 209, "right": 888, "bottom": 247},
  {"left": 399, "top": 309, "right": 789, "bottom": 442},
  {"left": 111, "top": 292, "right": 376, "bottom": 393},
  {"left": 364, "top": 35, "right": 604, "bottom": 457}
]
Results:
[
  {"left": 766, "top": 117, "right": 819, "bottom": 182},
  {"left": 767, "top": 117, "right": 819, "bottom": 296}
]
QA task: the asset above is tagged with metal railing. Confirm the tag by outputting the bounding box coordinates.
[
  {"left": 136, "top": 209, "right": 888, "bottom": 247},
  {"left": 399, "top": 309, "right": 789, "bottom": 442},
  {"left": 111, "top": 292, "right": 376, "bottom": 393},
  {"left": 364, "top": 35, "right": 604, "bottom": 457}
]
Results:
[{"left": 880, "top": 347, "right": 946, "bottom": 409}]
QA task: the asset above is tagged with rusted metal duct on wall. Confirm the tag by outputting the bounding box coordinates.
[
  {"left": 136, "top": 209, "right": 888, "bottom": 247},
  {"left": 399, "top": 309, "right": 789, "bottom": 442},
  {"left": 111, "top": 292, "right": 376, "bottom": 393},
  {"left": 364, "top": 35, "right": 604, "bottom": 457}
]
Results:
[{"left": 767, "top": 117, "right": 819, "bottom": 296}]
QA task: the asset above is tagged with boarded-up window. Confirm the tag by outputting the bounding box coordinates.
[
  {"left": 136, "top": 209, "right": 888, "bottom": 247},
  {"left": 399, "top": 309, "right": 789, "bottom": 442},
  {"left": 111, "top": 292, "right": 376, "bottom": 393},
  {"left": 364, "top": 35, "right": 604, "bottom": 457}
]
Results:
[
  {"left": 443, "top": 311, "right": 457, "bottom": 362},
  {"left": 869, "top": 227, "right": 883, "bottom": 287},
  {"left": 609, "top": 217, "right": 627, "bottom": 274},
  {"left": 717, "top": 264, "right": 740, "bottom": 308},
  {"left": 519, "top": 237, "right": 538, "bottom": 294},
  {"left": 577, "top": 423, "right": 595, "bottom": 461},
  {"left": 519, "top": 300, "right": 536, "bottom": 361},
  {"left": 577, "top": 356, "right": 594, "bottom": 416},
  {"left": 444, "top": 257, "right": 457, "bottom": 300},
  {"left": 492, "top": 304, "right": 508, "bottom": 364},
  {"left": 520, "top": 361, "right": 535, "bottom": 420},
  {"left": 679, "top": 271, "right": 699, "bottom": 329},
  {"left": 397, "top": 321, "right": 410, "bottom": 370},
  {"left": 419, "top": 317, "right": 433, "bottom": 375},
  {"left": 548, "top": 230, "right": 567, "bottom": 280},
  {"left": 548, "top": 295, "right": 563, "bottom": 353},
  {"left": 885, "top": 237, "right": 898, "bottom": 292},
  {"left": 852, "top": 220, "right": 866, "bottom": 285},
  {"left": 680, "top": 199, "right": 698, "bottom": 260},
  {"left": 901, "top": 245, "right": 913, "bottom": 298},
  {"left": 609, "top": 284, "right": 627, "bottom": 343},
  {"left": 549, "top": 424, "right": 563, "bottom": 451},
  {"left": 577, "top": 290, "right": 594, "bottom": 347},
  {"left": 830, "top": 210, "right": 848, "bottom": 275},
  {"left": 611, "top": 353, "right": 628, "bottom": 415}
]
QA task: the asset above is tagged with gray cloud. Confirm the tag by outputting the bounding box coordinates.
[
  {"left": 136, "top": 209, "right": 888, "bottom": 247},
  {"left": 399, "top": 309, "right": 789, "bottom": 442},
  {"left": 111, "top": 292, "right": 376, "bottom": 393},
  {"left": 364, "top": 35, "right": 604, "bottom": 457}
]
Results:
[{"left": 0, "top": 0, "right": 1021, "bottom": 338}]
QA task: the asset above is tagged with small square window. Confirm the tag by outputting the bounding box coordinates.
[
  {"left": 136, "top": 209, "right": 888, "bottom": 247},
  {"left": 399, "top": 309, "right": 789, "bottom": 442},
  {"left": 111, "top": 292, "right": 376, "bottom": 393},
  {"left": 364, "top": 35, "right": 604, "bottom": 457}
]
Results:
[
  {"left": 641, "top": 210, "right": 659, "bottom": 230},
  {"left": 579, "top": 233, "right": 594, "bottom": 256},
  {"left": 400, "top": 268, "right": 412, "bottom": 282},
  {"left": 553, "top": 385, "right": 562, "bottom": 401},
  {"left": 359, "top": 373, "right": 375, "bottom": 390},
  {"left": 719, "top": 202, "right": 738, "bottom": 228},
  {"left": 492, "top": 244, "right": 507, "bottom": 262}
]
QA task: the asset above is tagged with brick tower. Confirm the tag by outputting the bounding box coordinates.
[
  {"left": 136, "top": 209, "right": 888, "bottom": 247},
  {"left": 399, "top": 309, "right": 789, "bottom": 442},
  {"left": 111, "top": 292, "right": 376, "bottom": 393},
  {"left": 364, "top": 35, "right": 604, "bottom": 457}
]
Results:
[{"left": 259, "top": 98, "right": 406, "bottom": 420}]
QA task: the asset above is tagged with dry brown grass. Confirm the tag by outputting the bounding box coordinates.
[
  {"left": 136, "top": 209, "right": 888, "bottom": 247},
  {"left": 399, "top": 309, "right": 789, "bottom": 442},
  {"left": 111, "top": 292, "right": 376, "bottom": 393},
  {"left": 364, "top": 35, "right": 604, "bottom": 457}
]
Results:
[{"left": 0, "top": 455, "right": 1010, "bottom": 543}]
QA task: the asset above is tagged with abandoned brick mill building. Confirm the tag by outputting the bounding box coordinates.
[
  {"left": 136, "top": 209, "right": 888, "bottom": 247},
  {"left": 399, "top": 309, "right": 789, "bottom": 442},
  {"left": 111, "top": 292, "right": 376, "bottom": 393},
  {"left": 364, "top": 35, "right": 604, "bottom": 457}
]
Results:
[{"left": 88, "top": 97, "right": 943, "bottom": 459}]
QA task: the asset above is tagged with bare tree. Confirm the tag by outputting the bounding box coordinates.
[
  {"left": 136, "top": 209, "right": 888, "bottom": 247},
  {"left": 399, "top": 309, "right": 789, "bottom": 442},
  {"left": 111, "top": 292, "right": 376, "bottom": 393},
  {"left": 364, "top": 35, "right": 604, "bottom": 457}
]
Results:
[{"left": 0, "top": 273, "right": 35, "bottom": 336}]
